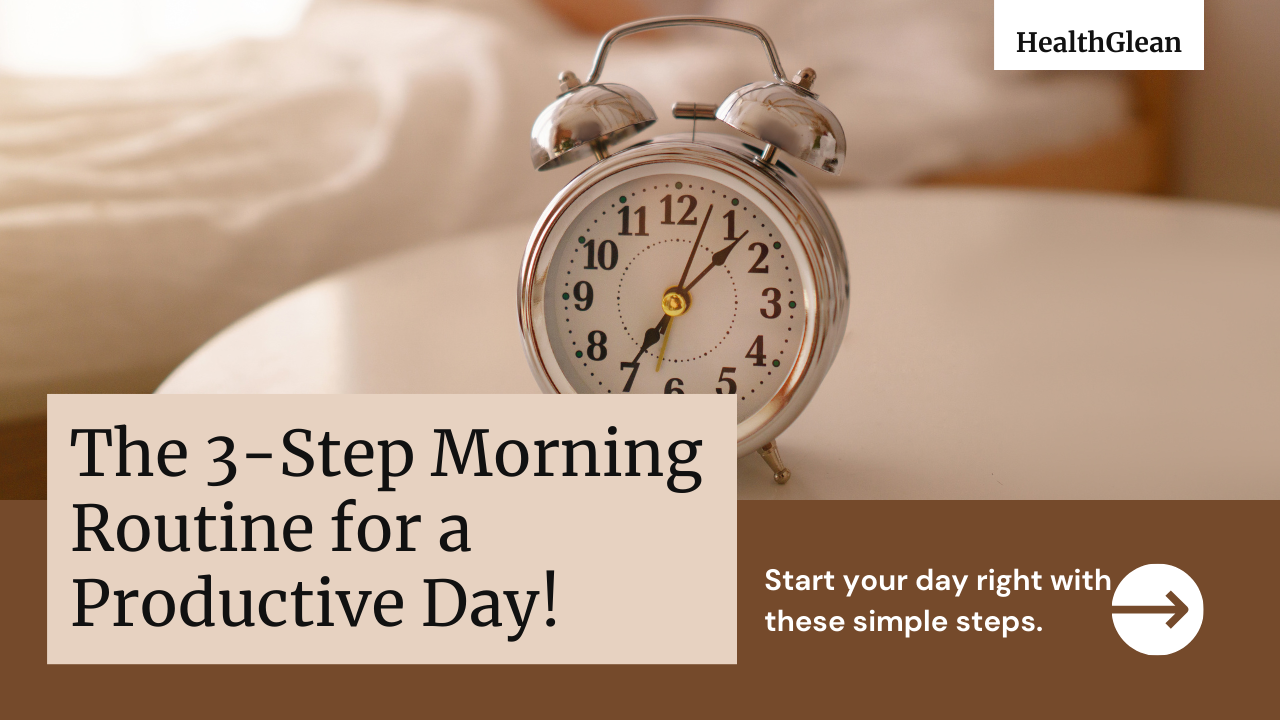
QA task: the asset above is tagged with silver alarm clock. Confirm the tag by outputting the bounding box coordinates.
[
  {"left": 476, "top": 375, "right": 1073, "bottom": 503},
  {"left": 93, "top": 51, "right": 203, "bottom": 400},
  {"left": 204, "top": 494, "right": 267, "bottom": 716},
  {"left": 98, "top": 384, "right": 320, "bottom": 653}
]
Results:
[{"left": 518, "top": 17, "right": 849, "bottom": 483}]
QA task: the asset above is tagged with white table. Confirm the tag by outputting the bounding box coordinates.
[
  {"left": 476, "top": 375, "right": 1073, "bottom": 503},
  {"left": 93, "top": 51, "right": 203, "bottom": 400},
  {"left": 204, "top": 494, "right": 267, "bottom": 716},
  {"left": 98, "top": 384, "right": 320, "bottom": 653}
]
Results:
[{"left": 159, "top": 189, "right": 1280, "bottom": 499}]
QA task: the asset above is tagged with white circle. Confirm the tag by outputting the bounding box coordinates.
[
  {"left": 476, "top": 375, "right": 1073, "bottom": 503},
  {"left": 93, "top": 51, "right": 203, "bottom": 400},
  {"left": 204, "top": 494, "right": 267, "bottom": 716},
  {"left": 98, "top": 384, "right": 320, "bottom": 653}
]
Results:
[{"left": 1111, "top": 564, "right": 1203, "bottom": 655}]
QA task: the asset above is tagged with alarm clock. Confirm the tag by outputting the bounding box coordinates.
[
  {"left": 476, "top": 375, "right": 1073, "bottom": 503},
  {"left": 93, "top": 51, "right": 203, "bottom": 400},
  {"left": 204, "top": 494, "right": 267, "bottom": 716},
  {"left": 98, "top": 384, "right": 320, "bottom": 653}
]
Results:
[{"left": 518, "top": 17, "right": 849, "bottom": 484}]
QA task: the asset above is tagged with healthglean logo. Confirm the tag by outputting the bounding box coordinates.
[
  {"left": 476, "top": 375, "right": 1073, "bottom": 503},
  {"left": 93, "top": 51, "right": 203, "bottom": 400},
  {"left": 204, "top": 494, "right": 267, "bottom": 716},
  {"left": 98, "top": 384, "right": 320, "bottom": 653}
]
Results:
[
  {"left": 1017, "top": 30, "right": 1182, "bottom": 54},
  {"left": 993, "top": 0, "right": 1202, "bottom": 70}
]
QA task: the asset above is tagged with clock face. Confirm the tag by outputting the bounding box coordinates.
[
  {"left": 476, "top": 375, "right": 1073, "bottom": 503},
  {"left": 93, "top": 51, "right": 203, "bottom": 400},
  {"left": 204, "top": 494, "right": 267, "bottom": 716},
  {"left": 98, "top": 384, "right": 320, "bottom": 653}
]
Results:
[{"left": 543, "top": 171, "right": 806, "bottom": 423}]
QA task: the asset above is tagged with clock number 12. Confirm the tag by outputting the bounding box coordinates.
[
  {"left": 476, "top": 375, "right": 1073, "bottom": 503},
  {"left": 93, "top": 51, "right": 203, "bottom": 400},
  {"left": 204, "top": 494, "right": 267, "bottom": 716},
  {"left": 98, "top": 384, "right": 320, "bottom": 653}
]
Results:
[{"left": 661, "top": 195, "right": 699, "bottom": 225}]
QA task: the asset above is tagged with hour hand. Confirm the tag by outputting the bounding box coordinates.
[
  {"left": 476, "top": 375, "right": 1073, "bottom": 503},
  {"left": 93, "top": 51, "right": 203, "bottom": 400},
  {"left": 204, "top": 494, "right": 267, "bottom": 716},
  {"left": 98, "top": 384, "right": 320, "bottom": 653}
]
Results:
[
  {"left": 632, "top": 314, "right": 670, "bottom": 363},
  {"left": 684, "top": 231, "right": 747, "bottom": 291}
]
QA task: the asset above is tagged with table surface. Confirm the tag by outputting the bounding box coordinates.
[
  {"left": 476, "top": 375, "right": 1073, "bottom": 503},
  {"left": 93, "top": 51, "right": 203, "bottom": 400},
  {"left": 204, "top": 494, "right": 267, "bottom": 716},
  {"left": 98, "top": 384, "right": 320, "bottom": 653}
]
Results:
[{"left": 159, "top": 188, "right": 1280, "bottom": 499}]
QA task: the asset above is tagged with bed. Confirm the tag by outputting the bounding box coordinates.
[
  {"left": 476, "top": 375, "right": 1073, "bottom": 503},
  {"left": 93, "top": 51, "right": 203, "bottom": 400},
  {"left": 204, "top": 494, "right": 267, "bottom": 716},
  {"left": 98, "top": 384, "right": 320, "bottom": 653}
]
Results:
[{"left": 1, "top": 0, "right": 1142, "bottom": 430}]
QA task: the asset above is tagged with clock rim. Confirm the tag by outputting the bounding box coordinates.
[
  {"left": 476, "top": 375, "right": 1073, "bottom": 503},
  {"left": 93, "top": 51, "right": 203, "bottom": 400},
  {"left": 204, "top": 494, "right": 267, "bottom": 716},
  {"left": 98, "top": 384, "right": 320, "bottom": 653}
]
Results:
[{"left": 519, "top": 134, "right": 849, "bottom": 457}]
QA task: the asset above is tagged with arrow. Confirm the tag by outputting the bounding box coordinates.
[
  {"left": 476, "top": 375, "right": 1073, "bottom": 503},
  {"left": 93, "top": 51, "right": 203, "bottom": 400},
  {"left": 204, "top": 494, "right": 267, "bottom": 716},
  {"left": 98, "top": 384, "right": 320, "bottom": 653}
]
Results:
[{"left": 1112, "top": 591, "right": 1190, "bottom": 629}]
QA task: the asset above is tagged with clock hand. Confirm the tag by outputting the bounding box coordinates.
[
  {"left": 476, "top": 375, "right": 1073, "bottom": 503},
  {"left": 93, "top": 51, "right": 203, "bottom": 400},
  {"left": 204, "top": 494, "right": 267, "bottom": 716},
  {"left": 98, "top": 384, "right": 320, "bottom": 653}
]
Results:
[
  {"left": 683, "top": 230, "right": 747, "bottom": 292},
  {"left": 640, "top": 203, "right": 713, "bottom": 373},
  {"left": 676, "top": 203, "right": 715, "bottom": 289},
  {"left": 655, "top": 317, "right": 673, "bottom": 371},
  {"left": 631, "top": 314, "right": 670, "bottom": 364}
]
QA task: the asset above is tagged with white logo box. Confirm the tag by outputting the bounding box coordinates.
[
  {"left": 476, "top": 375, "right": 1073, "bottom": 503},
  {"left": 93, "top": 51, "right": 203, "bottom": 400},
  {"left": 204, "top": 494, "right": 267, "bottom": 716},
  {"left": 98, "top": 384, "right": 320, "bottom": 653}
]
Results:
[{"left": 995, "top": 0, "right": 1204, "bottom": 70}]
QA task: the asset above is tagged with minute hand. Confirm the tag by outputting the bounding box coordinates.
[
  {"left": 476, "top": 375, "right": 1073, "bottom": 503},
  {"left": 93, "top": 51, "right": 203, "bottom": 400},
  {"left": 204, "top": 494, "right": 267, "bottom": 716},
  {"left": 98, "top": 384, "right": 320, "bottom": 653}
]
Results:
[
  {"left": 684, "top": 231, "right": 747, "bottom": 292},
  {"left": 677, "top": 204, "right": 715, "bottom": 289}
]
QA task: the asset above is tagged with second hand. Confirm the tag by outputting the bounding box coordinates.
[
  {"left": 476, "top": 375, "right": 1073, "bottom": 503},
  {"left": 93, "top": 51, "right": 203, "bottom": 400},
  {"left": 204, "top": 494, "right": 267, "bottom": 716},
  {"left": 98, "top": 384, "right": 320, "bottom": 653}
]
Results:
[{"left": 655, "top": 318, "right": 673, "bottom": 371}]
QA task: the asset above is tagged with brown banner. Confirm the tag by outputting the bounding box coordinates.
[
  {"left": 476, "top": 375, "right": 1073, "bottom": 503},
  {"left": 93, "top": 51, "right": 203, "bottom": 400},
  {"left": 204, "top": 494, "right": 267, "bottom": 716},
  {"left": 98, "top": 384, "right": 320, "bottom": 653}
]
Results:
[{"left": 4, "top": 500, "right": 1276, "bottom": 716}]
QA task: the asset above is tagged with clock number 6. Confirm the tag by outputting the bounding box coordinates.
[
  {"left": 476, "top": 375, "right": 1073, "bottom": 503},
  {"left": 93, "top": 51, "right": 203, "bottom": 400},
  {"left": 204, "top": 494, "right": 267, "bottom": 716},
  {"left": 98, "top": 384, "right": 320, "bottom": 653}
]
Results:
[
  {"left": 664, "top": 378, "right": 684, "bottom": 394},
  {"left": 761, "top": 287, "right": 781, "bottom": 318}
]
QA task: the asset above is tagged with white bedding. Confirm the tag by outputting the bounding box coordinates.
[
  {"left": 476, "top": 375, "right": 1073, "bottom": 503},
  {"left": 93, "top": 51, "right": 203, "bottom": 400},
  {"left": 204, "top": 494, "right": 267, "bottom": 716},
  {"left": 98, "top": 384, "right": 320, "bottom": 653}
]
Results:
[{"left": 0, "top": 0, "right": 1129, "bottom": 420}]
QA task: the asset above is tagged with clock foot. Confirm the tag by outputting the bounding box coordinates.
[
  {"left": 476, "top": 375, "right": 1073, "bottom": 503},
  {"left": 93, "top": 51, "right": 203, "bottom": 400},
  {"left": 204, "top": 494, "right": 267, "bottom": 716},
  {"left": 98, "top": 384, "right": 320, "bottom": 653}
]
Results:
[{"left": 758, "top": 441, "right": 791, "bottom": 484}]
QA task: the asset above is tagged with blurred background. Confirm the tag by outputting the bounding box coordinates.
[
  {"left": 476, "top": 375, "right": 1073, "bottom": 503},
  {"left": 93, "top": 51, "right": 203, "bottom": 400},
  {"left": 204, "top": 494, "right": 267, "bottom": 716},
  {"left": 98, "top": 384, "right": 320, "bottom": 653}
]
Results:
[{"left": 1, "top": 0, "right": 1277, "bottom": 494}]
